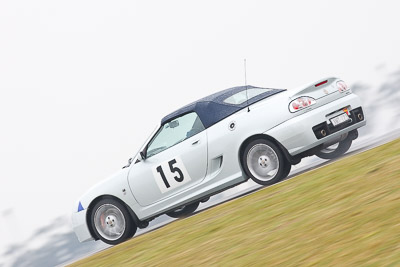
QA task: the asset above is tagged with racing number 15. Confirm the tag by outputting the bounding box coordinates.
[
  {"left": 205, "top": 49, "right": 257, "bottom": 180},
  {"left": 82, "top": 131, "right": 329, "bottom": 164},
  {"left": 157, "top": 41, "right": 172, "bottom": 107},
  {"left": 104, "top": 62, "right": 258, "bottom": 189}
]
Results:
[{"left": 156, "top": 159, "right": 184, "bottom": 188}]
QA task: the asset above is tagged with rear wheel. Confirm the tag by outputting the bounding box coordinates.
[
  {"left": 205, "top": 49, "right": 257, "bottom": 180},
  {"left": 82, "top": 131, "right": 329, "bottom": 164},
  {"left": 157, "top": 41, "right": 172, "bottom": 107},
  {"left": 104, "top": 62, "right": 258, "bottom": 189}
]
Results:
[
  {"left": 167, "top": 202, "right": 200, "bottom": 218},
  {"left": 315, "top": 137, "right": 352, "bottom": 160},
  {"left": 90, "top": 198, "right": 136, "bottom": 245},
  {"left": 242, "top": 139, "right": 289, "bottom": 186}
]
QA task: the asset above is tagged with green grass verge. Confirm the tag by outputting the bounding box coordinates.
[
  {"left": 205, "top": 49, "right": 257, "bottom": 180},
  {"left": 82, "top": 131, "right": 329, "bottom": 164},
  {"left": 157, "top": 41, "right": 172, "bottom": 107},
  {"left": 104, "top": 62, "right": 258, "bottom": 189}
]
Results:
[{"left": 70, "top": 139, "right": 400, "bottom": 267}]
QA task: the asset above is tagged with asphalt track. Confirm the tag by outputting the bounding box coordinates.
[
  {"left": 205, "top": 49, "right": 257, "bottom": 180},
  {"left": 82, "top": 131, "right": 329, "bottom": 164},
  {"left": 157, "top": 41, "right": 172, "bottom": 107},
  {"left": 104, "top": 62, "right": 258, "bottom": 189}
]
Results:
[{"left": 64, "top": 129, "right": 400, "bottom": 266}]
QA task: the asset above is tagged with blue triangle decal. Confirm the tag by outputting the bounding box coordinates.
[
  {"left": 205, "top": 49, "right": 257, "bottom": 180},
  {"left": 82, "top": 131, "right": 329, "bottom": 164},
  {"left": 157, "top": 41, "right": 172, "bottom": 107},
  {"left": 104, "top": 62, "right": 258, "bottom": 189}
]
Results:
[{"left": 78, "top": 201, "right": 84, "bottom": 212}]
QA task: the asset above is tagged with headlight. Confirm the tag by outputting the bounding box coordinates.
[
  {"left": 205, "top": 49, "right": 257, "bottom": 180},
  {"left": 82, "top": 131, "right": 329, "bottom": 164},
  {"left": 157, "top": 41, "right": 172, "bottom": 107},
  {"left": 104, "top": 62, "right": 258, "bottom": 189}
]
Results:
[{"left": 289, "top": 96, "right": 316, "bottom": 113}]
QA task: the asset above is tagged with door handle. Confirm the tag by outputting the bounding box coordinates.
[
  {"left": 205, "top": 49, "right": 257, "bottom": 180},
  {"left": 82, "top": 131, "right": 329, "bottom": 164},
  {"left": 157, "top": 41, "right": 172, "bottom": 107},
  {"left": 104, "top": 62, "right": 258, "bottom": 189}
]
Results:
[{"left": 192, "top": 139, "right": 200, "bottom": 146}]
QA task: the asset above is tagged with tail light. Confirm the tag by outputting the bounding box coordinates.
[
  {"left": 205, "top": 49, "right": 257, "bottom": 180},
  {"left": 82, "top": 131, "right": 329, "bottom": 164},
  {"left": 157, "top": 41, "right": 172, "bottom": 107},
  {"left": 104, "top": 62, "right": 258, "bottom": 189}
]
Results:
[
  {"left": 289, "top": 97, "right": 316, "bottom": 113},
  {"left": 337, "top": 81, "right": 349, "bottom": 92}
]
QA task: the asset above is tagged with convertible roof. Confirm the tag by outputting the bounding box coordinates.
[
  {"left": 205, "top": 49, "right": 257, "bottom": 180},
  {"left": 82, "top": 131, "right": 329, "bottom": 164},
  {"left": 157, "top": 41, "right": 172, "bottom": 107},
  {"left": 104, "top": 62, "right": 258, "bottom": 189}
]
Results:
[{"left": 161, "top": 85, "right": 285, "bottom": 128}]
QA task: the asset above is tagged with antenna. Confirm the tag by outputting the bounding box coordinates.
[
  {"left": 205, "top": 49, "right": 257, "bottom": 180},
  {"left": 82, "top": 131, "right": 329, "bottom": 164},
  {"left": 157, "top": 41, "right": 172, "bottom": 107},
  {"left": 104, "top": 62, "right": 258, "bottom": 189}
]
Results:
[{"left": 244, "top": 59, "right": 250, "bottom": 112}]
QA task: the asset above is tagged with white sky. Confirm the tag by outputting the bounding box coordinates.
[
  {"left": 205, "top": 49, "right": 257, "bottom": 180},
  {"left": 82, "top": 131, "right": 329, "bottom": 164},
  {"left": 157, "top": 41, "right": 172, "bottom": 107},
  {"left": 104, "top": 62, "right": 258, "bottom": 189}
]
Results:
[{"left": 1, "top": 0, "right": 399, "bottom": 253}]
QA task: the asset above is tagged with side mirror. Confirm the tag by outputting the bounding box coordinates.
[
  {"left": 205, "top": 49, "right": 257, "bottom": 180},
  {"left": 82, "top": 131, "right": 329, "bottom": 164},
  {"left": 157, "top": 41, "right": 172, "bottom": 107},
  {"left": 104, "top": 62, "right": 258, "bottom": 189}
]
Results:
[
  {"left": 122, "top": 157, "right": 133, "bottom": 169},
  {"left": 140, "top": 151, "right": 146, "bottom": 160}
]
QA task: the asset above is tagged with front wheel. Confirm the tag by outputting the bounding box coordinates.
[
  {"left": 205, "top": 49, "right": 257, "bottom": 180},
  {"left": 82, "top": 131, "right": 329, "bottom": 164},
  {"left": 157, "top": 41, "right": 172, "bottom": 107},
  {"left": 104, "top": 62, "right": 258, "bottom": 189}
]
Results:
[
  {"left": 90, "top": 198, "right": 136, "bottom": 245},
  {"left": 242, "top": 139, "right": 289, "bottom": 186},
  {"left": 167, "top": 202, "right": 200, "bottom": 218}
]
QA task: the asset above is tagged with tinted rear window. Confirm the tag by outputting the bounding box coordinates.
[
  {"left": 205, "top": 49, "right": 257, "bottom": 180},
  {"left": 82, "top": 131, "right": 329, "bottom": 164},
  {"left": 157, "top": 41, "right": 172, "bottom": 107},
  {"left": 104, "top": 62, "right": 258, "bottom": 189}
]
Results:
[{"left": 223, "top": 88, "right": 274, "bottom": 105}]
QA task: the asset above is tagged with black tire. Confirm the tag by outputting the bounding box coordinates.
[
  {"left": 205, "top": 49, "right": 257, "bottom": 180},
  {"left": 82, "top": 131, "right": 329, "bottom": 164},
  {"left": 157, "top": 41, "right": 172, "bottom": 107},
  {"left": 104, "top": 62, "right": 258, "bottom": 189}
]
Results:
[
  {"left": 167, "top": 202, "right": 200, "bottom": 218},
  {"left": 242, "top": 139, "right": 288, "bottom": 186},
  {"left": 281, "top": 160, "right": 292, "bottom": 180},
  {"left": 90, "top": 198, "right": 137, "bottom": 245},
  {"left": 315, "top": 137, "right": 352, "bottom": 160}
]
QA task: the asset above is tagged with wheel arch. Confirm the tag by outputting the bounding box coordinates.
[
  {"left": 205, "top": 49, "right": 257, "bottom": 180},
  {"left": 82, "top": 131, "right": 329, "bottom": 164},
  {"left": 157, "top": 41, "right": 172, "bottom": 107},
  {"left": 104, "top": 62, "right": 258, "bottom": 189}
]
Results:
[
  {"left": 238, "top": 134, "right": 295, "bottom": 172},
  {"left": 86, "top": 194, "right": 141, "bottom": 240}
]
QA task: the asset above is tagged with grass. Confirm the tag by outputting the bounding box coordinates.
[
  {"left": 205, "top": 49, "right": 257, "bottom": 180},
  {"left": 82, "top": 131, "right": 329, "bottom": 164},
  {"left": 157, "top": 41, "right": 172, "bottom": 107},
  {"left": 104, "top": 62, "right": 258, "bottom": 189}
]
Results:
[{"left": 70, "top": 139, "right": 400, "bottom": 267}]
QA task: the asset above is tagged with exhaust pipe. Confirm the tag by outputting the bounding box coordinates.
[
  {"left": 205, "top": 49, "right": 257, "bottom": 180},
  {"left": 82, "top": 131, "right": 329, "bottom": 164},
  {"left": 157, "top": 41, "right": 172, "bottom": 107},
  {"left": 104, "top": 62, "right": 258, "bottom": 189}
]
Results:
[
  {"left": 357, "top": 113, "right": 363, "bottom": 120},
  {"left": 321, "top": 129, "right": 327, "bottom": 137}
]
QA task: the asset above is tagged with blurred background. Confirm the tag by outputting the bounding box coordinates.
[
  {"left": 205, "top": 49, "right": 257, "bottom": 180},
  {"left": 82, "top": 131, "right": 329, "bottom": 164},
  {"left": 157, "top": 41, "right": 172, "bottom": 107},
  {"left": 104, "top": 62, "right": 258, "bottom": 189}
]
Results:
[{"left": 0, "top": 0, "right": 399, "bottom": 266}]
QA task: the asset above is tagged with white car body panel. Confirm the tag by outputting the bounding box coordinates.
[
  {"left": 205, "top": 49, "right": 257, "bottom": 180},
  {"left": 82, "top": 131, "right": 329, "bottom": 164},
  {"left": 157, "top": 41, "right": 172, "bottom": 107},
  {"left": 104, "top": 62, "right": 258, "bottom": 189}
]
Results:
[
  {"left": 71, "top": 209, "right": 93, "bottom": 242},
  {"left": 72, "top": 77, "right": 366, "bottom": 243},
  {"left": 267, "top": 93, "right": 365, "bottom": 155},
  {"left": 128, "top": 131, "right": 208, "bottom": 207},
  {"left": 72, "top": 168, "right": 140, "bottom": 242}
]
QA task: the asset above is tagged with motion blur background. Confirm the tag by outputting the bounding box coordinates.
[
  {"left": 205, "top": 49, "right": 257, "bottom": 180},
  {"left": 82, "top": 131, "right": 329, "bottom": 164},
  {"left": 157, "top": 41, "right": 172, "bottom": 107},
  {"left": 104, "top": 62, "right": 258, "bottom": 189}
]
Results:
[{"left": 1, "top": 0, "right": 399, "bottom": 266}]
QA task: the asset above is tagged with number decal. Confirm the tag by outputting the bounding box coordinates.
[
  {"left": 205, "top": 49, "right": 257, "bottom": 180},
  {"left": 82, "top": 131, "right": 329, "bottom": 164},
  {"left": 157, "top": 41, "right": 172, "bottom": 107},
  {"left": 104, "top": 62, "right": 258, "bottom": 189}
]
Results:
[
  {"left": 168, "top": 159, "right": 184, "bottom": 182},
  {"left": 156, "top": 165, "right": 170, "bottom": 188},
  {"left": 153, "top": 156, "right": 191, "bottom": 193}
]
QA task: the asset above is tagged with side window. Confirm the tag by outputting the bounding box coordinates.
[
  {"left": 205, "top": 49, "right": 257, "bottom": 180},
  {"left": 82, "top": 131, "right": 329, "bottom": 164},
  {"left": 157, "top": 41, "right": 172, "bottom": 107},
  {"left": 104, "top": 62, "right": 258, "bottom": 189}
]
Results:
[{"left": 146, "top": 112, "right": 205, "bottom": 158}]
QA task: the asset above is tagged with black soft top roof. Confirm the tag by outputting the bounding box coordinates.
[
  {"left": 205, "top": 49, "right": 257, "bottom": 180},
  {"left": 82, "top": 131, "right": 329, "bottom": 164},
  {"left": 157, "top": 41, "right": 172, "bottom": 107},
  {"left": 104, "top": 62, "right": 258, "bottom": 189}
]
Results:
[{"left": 161, "top": 85, "right": 285, "bottom": 128}]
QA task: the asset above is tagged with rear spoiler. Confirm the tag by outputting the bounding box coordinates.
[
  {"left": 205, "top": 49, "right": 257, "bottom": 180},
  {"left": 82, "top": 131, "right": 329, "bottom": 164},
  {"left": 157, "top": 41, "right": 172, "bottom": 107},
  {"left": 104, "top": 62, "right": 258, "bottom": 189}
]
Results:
[{"left": 289, "top": 77, "right": 340, "bottom": 100}]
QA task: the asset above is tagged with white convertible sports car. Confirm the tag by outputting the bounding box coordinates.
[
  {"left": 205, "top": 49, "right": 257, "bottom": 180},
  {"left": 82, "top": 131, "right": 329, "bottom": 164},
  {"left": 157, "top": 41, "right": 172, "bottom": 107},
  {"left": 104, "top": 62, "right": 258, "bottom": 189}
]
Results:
[{"left": 72, "top": 77, "right": 366, "bottom": 245}]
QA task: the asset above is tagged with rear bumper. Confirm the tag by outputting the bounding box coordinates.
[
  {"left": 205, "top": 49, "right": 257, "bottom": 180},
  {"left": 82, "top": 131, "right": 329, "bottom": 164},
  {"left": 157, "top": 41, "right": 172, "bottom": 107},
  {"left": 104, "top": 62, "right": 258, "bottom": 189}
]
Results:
[
  {"left": 71, "top": 209, "right": 94, "bottom": 243},
  {"left": 312, "top": 107, "right": 364, "bottom": 140},
  {"left": 265, "top": 93, "right": 366, "bottom": 156}
]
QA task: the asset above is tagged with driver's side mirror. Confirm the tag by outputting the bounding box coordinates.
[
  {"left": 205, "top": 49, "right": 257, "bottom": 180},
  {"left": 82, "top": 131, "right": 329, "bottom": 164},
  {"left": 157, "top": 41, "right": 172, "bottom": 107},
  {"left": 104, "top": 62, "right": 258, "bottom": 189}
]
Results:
[
  {"left": 140, "top": 151, "right": 146, "bottom": 160},
  {"left": 122, "top": 157, "right": 133, "bottom": 169}
]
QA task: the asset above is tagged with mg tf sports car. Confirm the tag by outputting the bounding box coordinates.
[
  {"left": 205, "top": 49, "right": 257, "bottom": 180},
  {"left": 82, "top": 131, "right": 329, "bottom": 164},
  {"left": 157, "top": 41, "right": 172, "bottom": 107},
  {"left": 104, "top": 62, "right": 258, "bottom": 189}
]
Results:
[{"left": 72, "top": 77, "right": 366, "bottom": 245}]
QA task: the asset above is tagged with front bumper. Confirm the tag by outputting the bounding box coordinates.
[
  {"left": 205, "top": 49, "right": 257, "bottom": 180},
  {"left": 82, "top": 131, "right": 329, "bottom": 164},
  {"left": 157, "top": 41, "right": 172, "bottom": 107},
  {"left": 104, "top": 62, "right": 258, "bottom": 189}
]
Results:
[
  {"left": 71, "top": 209, "right": 94, "bottom": 243},
  {"left": 265, "top": 93, "right": 366, "bottom": 156}
]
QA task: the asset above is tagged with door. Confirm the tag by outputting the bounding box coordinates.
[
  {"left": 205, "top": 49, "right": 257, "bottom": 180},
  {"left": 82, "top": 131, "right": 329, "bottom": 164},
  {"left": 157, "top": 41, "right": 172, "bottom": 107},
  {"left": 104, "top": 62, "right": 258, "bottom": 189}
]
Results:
[{"left": 128, "top": 112, "right": 208, "bottom": 207}]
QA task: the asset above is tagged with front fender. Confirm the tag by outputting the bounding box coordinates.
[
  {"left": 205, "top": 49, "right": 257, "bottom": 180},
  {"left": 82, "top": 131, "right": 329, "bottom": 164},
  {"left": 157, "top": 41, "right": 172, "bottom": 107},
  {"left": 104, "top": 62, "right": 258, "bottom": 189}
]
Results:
[{"left": 75, "top": 168, "right": 140, "bottom": 220}]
